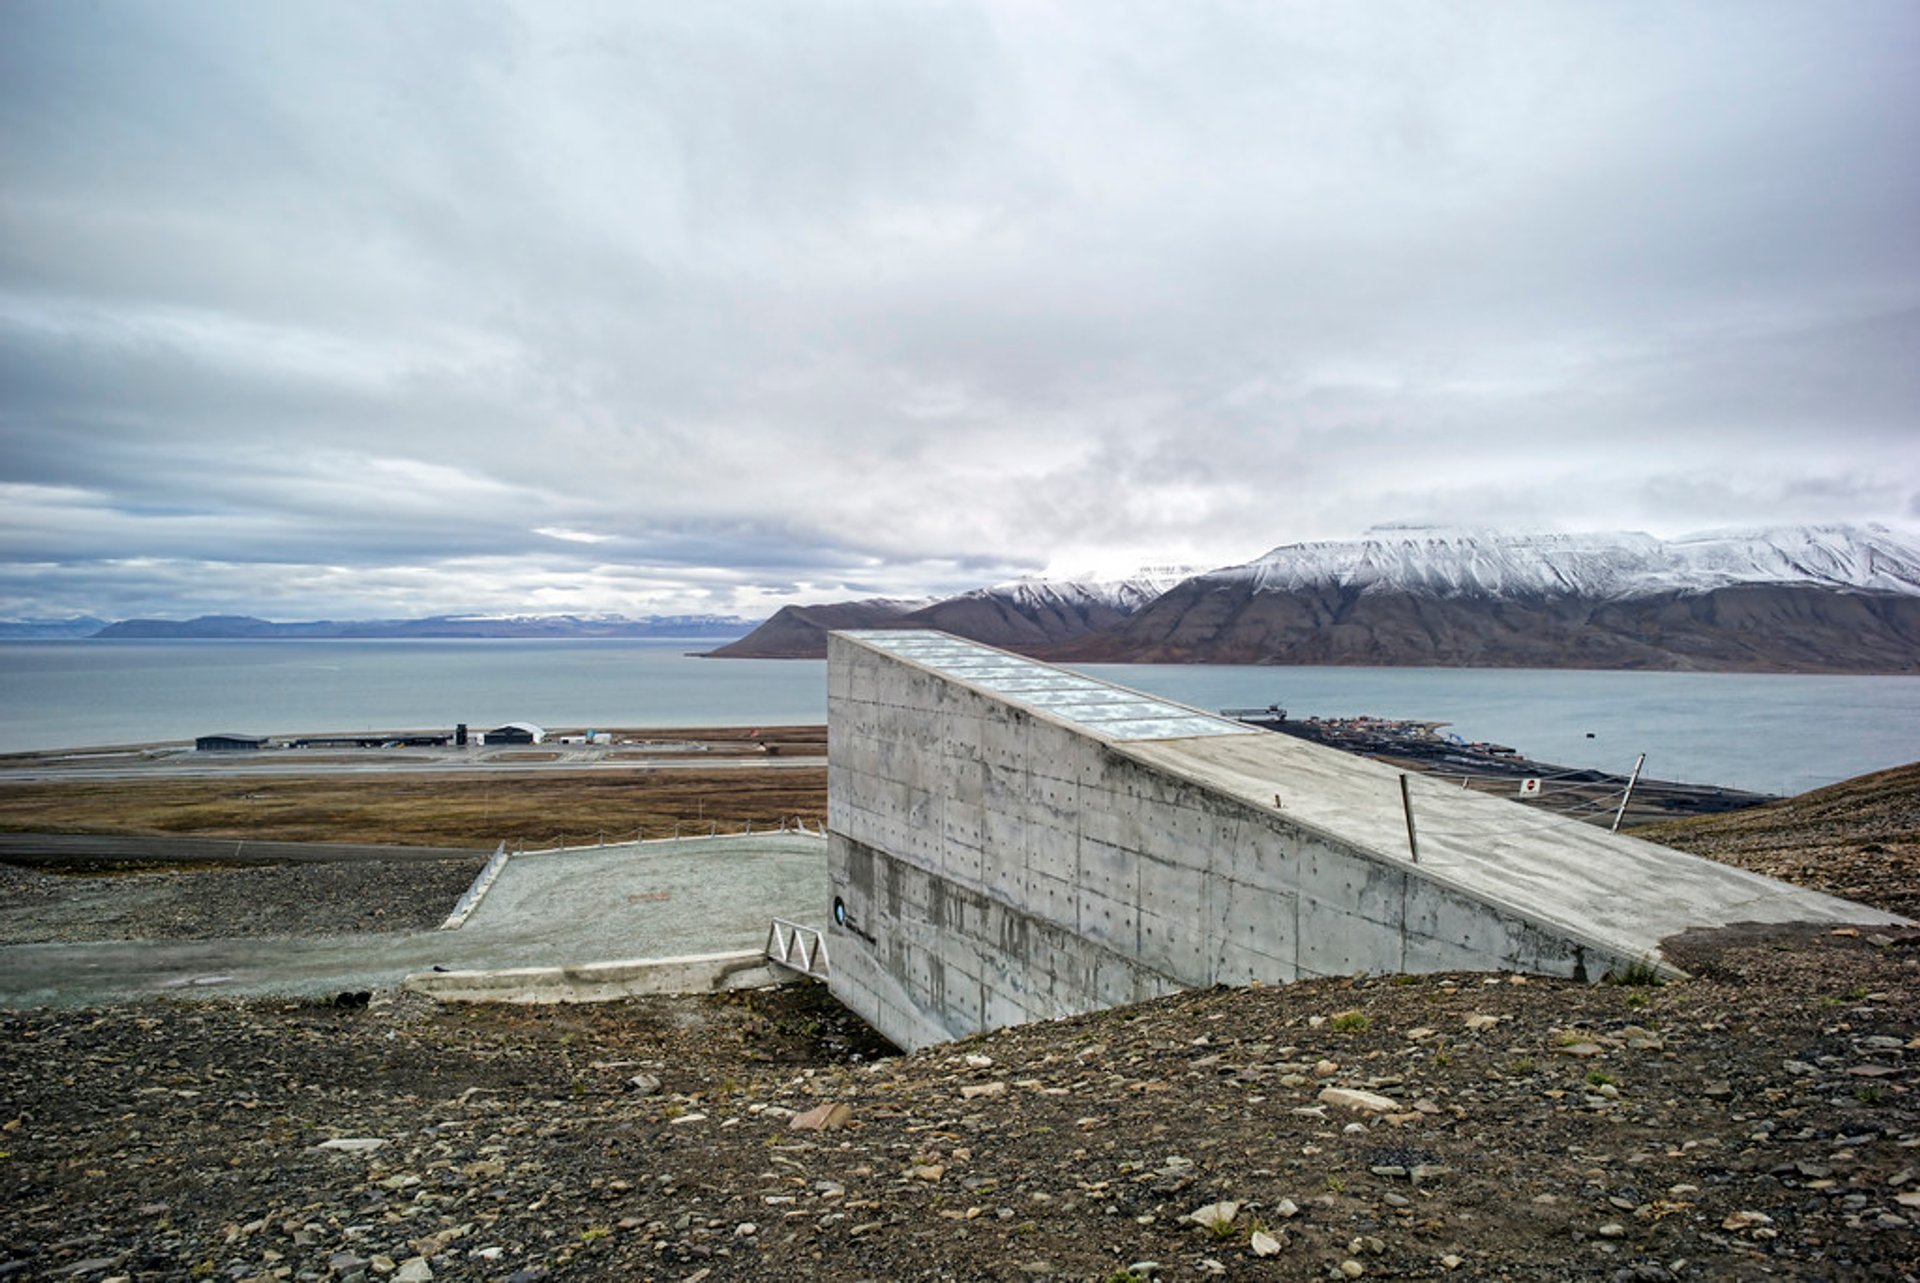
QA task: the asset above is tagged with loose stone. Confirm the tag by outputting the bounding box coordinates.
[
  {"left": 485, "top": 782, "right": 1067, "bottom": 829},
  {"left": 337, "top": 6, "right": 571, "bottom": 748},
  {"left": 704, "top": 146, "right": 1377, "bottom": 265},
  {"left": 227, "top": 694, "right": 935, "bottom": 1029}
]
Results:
[
  {"left": 1319, "top": 1087, "right": 1402, "bottom": 1114},
  {"left": 1185, "top": 1200, "right": 1239, "bottom": 1230},
  {"left": 789, "top": 1102, "right": 853, "bottom": 1132}
]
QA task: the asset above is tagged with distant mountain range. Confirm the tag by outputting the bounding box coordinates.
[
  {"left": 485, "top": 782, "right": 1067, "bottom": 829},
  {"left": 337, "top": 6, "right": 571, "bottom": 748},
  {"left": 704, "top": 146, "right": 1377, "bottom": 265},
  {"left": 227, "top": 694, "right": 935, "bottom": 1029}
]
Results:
[
  {"left": 712, "top": 525, "right": 1920, "bottom": 673},
  {"left": 0, "top": 617, "right": 111, "bottom": 639},
  {"left": 14, "top": 525, "right": 1919, "bottom": 669},
  {"left": 2, "top": 613, "right": 757, "bottom": 640}
]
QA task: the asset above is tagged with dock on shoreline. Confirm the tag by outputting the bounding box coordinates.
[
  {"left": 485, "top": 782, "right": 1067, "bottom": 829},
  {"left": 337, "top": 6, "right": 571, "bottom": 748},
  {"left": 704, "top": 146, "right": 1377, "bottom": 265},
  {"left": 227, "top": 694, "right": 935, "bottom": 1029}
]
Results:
[{"left": 1222, "top": 707, "right": 1777, "bottom": 828}]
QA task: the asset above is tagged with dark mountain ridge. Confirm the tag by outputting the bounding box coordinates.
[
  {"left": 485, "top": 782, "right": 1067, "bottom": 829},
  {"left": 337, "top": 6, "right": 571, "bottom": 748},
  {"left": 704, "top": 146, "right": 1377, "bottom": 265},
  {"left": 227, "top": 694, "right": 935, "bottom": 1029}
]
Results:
[
  {"left": 702, "top": 599, "right": 931, "bottom": 659},
  {"left": 1047, "top": 581, "right": 1920, "bottom": 672},
  {"left": 704, "top": 574, "right": 1183, "bottom": 659},
  {"left": 713, "top": 525, "right": 1920, "bottom": 672}
]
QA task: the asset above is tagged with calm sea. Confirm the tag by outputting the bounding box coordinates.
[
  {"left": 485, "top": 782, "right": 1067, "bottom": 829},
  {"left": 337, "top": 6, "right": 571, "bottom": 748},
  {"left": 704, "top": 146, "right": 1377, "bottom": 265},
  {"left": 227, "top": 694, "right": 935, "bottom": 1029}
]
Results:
[{"left": 1, "top": 639, "right": 1915, "bottom": 796}]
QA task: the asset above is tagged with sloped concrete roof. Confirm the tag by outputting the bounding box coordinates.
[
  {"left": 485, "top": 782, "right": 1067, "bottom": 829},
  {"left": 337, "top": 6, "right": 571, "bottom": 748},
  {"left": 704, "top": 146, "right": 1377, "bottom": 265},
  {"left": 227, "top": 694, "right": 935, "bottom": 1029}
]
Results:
[{"left": 841, "top": 630, "right": 1909, "bottom": 971}]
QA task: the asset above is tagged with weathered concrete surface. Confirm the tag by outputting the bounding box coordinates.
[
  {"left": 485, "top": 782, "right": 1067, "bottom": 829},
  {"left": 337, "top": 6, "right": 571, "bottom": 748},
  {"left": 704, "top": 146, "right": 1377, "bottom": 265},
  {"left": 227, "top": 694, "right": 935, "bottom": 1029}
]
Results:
[
  {"left": 825, "top": 630, "right": 1909, "bottom": 1051},
  {"left": 403, "top": 950, "right": 783, "bottom": 1004}
]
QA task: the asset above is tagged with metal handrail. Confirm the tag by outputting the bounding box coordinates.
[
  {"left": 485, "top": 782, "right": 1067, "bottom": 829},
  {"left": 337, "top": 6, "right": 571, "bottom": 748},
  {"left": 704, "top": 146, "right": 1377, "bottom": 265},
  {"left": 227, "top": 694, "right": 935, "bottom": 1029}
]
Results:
[{"left": 765, "top": 918, "right": 830, "bottom": 979}]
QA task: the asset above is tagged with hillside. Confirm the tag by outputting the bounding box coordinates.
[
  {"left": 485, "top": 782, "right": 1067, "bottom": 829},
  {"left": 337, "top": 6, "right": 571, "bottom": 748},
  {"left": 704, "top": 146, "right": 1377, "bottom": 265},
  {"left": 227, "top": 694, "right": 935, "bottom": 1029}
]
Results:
[{"left": 1632, "top": 760, "right": 1920, "bottom": 919}]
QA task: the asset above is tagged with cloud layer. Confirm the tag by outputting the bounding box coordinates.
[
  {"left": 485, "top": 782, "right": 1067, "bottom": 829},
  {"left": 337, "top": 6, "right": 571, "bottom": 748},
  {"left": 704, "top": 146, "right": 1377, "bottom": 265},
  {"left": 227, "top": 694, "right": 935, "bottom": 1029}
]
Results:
[{"left": 4, "top": 1, "right": 1917, "bottom": 620}]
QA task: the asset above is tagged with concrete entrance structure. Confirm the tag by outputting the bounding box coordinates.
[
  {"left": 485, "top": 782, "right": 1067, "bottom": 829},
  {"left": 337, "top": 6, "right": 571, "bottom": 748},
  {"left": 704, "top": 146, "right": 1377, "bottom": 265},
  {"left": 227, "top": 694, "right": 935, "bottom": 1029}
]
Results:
[
  {"left": 0, "top": 833, "right": 826, "bottom": 1007},
  {"left": 825, "top": 630, "right": 1907, "bottom": 1052}
]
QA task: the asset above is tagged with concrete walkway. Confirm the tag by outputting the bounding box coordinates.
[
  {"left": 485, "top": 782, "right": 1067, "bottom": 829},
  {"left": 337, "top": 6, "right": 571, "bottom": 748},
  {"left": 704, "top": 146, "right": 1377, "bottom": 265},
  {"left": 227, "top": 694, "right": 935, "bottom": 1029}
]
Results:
[{"left": 0, "top": 834, "right": 827, "bottom": 1007}]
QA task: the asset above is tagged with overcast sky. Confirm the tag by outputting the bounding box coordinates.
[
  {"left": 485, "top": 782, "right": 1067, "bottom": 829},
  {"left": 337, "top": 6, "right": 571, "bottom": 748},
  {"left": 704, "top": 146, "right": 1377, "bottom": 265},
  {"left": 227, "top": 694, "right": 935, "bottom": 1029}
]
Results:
[{"left": 3, "top": 1, "right": 1917, "bottom": 622}]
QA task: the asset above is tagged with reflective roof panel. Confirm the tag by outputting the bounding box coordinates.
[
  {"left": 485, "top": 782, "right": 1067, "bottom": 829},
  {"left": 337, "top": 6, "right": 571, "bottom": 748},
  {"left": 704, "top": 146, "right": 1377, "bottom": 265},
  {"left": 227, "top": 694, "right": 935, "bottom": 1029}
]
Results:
[{"left": 839, "top": 630, "right": 1255, "bottom": 743}]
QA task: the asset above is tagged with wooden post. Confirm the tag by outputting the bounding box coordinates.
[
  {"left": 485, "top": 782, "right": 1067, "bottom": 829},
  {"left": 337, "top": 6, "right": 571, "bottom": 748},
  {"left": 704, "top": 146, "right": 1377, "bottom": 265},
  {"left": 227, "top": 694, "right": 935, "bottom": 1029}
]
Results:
[
  {"left": 1610, "top": 753, "right": 1647, "bottom": 833},
  {"left": 1400, "top": 773, "right": 1420, "bottom": 863}
]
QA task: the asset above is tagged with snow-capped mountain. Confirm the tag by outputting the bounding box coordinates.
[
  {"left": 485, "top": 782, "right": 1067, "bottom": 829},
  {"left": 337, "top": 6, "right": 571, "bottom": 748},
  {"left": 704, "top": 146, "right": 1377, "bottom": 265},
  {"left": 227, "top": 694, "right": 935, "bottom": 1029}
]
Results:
[
  {"left": 901, "top": 570, "right": 1193, "bottom": 650},
  {"left": 1660, "top": 525, "right": 1920, "bottom": 596},
  {"left": 1055, "top": 523, "right": 1920, "bottom": 672},
  {"left": 711, "top": 525, "right": 1920, "bottom": 671},
  {"left": 956, "top": 567, "right": 1201, "bottom": 614},
  {"left": 1218, "top": 524, "right": 1920, "bottom": 600}
]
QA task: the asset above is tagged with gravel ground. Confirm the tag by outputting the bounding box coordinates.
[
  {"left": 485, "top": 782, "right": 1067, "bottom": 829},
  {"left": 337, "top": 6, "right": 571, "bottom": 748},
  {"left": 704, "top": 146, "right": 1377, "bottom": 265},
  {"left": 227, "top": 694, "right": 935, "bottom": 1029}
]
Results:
[
  {"left": 2, "top": 925, "right": 1916, "bottom": 1282},
  {"left": 0, "top": 858, "right": 485, "bottom": 944}
]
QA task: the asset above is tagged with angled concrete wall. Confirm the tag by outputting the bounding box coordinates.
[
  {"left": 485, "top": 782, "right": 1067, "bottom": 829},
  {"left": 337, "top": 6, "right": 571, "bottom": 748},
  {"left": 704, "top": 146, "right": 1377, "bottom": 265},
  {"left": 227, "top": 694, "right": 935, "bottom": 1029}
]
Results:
[{"left": 825, "top": 630, "right": 1908, "bottom": 1052}]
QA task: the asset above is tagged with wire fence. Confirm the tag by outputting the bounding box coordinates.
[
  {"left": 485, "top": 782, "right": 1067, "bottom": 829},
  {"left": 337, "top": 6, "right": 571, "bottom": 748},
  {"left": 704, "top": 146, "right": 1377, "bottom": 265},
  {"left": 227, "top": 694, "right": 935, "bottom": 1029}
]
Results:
[
  {"left": 507, "top": 816, "right": 828, "bottom": 855},
  {"left": 1401, "top": 758, "right": 1646, "bottom": 848}
]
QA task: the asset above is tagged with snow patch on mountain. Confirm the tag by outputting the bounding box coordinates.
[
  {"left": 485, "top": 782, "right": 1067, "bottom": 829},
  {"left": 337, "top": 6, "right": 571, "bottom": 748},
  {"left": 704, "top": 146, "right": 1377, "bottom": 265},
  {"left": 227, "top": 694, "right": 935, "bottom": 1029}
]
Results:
[
  {"left": 443, "top": 612, "right": 747, "bottom": 626},
  {"left": 1211, "top": 524, "right": 1920, "bottom": 600},
  {"left": 973, "top": 567, "right": 1201, "bottom": 613}
]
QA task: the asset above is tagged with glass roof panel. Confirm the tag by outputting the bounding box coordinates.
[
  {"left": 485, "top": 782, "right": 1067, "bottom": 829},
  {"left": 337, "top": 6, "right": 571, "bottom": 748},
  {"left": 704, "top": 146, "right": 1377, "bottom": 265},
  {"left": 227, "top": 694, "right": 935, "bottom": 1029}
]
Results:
[{"left": 840, "top": 630, "right": 1255, "bottom": 742}]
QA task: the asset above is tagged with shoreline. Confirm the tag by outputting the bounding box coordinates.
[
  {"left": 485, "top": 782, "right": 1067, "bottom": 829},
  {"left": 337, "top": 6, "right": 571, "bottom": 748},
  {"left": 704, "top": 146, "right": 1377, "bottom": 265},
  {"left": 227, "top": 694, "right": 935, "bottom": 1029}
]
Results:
[{"left": 1228, "top": 711, "right": 1779, "bottom": 827}]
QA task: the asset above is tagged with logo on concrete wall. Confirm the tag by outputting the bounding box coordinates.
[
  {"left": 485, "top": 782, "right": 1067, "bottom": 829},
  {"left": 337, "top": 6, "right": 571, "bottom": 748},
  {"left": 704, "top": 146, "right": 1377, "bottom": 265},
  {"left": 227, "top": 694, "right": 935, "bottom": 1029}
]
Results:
[{"left": 832, "top": 895, "right": 875, "bottom": 944}]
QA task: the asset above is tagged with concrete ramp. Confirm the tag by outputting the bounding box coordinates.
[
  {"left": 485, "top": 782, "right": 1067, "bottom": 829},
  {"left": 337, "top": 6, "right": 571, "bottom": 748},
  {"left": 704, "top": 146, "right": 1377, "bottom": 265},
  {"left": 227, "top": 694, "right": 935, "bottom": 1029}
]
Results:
[{"left": 825, "top": 630, "right": 1908, "bottom": 1051}]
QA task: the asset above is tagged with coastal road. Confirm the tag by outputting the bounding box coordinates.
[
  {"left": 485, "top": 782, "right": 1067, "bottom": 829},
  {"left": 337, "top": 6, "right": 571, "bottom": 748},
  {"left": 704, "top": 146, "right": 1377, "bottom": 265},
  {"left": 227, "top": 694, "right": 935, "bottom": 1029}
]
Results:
[{"left": 0, "top": 753, "right": 825, "bottom": 784}]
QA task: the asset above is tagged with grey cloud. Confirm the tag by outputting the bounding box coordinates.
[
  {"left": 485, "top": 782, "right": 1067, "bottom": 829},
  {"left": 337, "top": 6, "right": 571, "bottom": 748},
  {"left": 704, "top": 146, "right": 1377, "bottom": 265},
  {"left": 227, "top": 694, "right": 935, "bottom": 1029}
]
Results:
[{"left": 2, "top": 0, "right": 1917, "bottom": 620}]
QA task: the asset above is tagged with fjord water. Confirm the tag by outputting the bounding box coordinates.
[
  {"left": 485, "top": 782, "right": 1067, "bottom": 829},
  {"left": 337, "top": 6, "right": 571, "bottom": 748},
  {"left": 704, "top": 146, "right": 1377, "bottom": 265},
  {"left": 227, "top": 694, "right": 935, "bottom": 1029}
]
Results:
[
  {"left": 1080, "top": 663, "right": 1920, "bottom": 797},
  {"left": 0, "top": 639, "right": 825, "bottom": 755},
  {"left": 2, "top": 639, "right": 1916, "bottom": 796}
]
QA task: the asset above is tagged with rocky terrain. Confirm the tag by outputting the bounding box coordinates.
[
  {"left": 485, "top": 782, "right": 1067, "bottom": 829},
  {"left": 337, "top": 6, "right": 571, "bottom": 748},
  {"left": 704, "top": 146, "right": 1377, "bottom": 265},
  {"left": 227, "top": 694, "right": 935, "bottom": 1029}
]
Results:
[
  {"left": 0, "top": 857, "right": 484, "bottom": 945},
  {"left": 2, "top": 762, "right": 1916, "bottom": 1281},
  {"left": 2, "top": 925, "right": 1915, "bottom": 1282}
]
